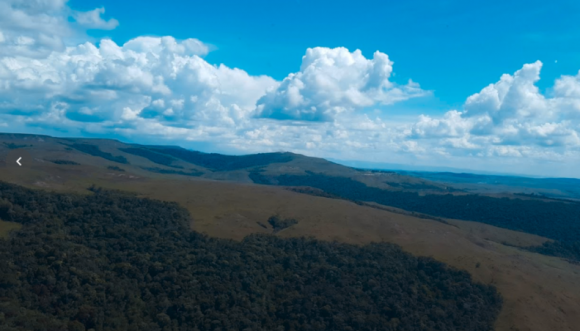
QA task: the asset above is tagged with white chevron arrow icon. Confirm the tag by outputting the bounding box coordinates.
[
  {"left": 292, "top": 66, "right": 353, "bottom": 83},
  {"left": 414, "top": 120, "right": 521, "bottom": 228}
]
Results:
[{"left": 16, "top": 157, "right": 21, "bottom": 166}]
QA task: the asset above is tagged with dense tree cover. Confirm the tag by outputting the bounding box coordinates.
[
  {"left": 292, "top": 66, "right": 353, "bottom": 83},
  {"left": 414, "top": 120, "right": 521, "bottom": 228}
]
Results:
[
  {"left": 0, "top": 181, "right": 502, "bottom": 331},
  {"left": 285, "top": 187, "right": 340, "bottom": 199},
  {"left": 119, "top": 148, "right": 182, "bottom": 168},
  {"left": 148, "top": 147, "right": 294, "bottom": 171},
  {"left": 141, "top": 167, "right": 204, "bottom": 177},
  {"left": 267, "top": 215, "right": 298, "bottom": 233},
  {"left": 2, "top": 142, "right": 31, "bottom": 149},
  {"left": 352, "top": 169, "right": 397, "bottom": 174},
  {"left": 514, "top": 193, "right": 580, "bottom": 204},
  {"left": 250, "top": 171, "right": 580, "bottom": 262},
  {"left": 107, "top": 166, "right": 125, "bottom": 172},
  {"left": 384, "top": 182, "right": 456, "bottom": 192},
  {"left": 529, "top": 241, "right": 580, "bottom": 263},
  {"left": 67, "top": 144, "right": 128, "bottom": 164},
  {"left": 50, "top": 160, "right": 80, "bottom": 165}
]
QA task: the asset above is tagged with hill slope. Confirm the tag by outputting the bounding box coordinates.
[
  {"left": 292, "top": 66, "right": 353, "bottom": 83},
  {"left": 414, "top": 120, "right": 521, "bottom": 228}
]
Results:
[
  {"left": 0, "top": 132, "right": 454, "bottom": 191},
  {"left": 2, "top": 133, "right": 580, "bottom": 331}
]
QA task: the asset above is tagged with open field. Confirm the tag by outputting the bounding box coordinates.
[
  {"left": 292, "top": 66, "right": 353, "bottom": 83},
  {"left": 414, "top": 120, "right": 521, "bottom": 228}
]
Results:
[
  {"left": 0, "top": 219, "right": 21, "bottom": 238},
  {"left": 2, "top": 134, "right": 580, "bottom": 331}
]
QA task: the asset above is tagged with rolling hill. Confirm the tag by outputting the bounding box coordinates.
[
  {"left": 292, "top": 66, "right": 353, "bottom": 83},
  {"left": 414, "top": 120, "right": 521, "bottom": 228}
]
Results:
[
  {"left": 1, "top": 132, "right": 580, "bottom": 331},
  {"left": 0, "top": 132, "right": 455, "bottom": 190}
]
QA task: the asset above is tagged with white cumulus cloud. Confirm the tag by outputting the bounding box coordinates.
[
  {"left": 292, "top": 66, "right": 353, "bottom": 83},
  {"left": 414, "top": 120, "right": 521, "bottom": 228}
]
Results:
[
  {"left": 0, "top": 0, "right": 71, "bottom": 57},
  {"left": 0, "top": 0, "right": 123, "bottom": 58},
  {"left": 255, "top": 47, "right": 429, "bottom": 121},
  {"left": 0, "top": 36, "right": 278, "bottom": 132},
  {"left": 406, "top": 61, "right": 580, "bottom": 161},
  {"left": 72, "top": 7, "right": 119, "bottom": 30}
]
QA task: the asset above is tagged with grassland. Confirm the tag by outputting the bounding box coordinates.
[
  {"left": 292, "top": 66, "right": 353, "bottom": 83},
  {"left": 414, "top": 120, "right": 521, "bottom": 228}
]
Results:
[
  {"left": 1, "top": 133, "right": 580, "bottom": 331},
  {"left": 0, "top": 219, "right": 21, "bottom": 238}
]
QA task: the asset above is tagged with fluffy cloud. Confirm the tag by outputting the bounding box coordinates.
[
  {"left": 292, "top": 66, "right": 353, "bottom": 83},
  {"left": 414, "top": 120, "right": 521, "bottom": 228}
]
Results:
[
  {"left": 72, "top": 7, "right": 119, "bottom": 30},
  {"left": 0, "top": 0, "right": 123, "bottom": 58},
  {"left": 0, "top": 36, "right": 278, "bottom": 132},
  {"left": 0, "top": 0, "right": 71, "bottom": 57},
  {"left": 0, "top": 5, "right": 424, "bottom": 153},
  {"left": 0, "top": 0, "right": 283, "bottom": 141},
  {"left": 411, "top": 110, "right": 473, "bottom": 138},
  {"left": 463, "top": 61, "right": 553, "bottom": 124},
  {"left": 255, "top": 47, "right": 429, "bottom": 121},
  {"left": 407, "top": 61, "right": 580, "bottom": 158}
]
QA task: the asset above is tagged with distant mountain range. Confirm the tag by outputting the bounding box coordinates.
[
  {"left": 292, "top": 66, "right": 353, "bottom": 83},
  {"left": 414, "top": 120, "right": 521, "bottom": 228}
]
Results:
[
  {"left": 330, "top": 158, "right": 580, "bottom": 200},
  {"left": 330, "top": 158, "right": 543, "bottom": 177}
]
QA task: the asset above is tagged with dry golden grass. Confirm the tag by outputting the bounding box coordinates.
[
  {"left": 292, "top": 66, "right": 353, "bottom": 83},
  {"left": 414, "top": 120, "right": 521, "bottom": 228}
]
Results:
[
  {"left": 0, "top": 219, "right": 21, "bottom": 238},
  {"left": 446, "top": 219, "right": 550, "bottom": 248}
]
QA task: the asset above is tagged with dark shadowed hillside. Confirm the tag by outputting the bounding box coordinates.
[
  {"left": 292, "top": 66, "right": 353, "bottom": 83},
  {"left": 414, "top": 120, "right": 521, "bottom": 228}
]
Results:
[{"left": 149, "top": 146, "right": 296, "bottom": 171}]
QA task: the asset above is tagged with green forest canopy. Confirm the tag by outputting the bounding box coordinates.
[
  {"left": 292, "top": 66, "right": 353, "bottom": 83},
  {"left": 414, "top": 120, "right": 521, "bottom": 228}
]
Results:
[
  {"left": 67, "top": 143, "right": 128, "bottom": 164},
  {"left": 148, "top": 147, "right": 294, "bottom": 172},
  {"left": 0, "top": 181, "right": 501, "bottom": 331},
  {"left": 119, "top": 148, "right": 183, "bottom": 169}
]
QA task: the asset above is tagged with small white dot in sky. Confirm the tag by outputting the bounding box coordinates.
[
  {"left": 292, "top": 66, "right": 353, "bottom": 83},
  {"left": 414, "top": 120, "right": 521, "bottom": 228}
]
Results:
[{"left": 555, "top": 60, "right": 558, "bottom": 63}]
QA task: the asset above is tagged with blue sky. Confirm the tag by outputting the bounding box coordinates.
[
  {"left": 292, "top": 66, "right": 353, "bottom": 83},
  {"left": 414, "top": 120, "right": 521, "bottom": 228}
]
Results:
[
  {"left": 1, "top": 0, "right": 580, "bottom": 177},
  {"left": 71, "top": 0, "right": 580, "bottom": 108}
]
